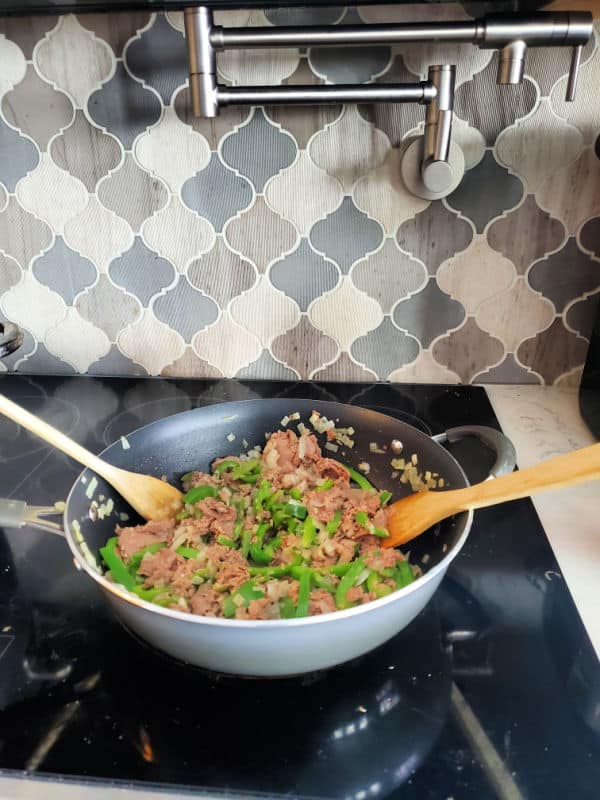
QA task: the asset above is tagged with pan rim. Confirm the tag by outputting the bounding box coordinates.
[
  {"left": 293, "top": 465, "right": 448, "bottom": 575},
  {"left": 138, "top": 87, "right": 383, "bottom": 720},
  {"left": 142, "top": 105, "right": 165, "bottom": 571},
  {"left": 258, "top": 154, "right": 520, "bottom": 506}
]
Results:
[{"left": 64, "top": 398, "right": 474, "bottom": 629}]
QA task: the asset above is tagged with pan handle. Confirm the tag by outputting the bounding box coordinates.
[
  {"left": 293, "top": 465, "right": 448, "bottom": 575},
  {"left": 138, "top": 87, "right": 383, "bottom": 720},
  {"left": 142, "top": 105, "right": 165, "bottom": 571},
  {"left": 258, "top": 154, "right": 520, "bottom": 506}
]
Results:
[
  {"left": 431, "top": 426, "right": 517, "bottom": 479},
  {"left": 0, "top": 498, "right": 65, "bottom": 536}
]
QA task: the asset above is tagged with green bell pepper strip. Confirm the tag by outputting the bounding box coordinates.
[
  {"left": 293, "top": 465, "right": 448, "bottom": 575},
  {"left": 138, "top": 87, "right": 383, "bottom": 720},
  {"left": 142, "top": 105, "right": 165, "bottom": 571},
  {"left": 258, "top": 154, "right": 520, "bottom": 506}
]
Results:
[
  {"left": 394, "top": 560, "right": 415, "bottom": 588},
  {"left": 241, "top": 528, "right": 253, "bottom": 559},
  {"left": 131, "top": 585, "right": 166, "bottom": 603},
  {"left": 250, "top": 543, "right": 273, "bottom": 565},
  {"left": 100, "top": 537, "right": 135, "bottom": 590},
  {"left": 282, "top": 502, "right": 308, "bottom": 520},
  {"left": 312, "top": 572, "right": 335, "bottom": 593},
  {"left": 344, "top": 464, "right": 376, "bottom": 492},
  {"left": 366, "top": 571, "right": 394, "bottom": 598},
  {"left": 183, "top": 485, "right": 217, "bottom": 504},
  {"left": 335, "top": 558, "right": 366, "bottom": 609},
  {"left": 128, "top": 541, "right": 166, "bottom": 571},
  {"left": 323, "top": 562, "right": 352, "bottom": 577},
  {"left": 379, "top": 490, "right": 392, "bottom": 506},
  {"left": 288, "top": 488, "right": 303, "bottom": 501},
  {"left": 222, "top": 596, "right": 237, "bottom": 618},
  {"left": 295, "top": 570, "right": 312, "bottom": 617},
  {"left": 354, "top": 511, "right": 369, "bottom": 526},
  {"left": 249, "top": 565, "right": 290, "bottom": 578},
  {"left": 325, "top": 509, "right": 342, "bottom": 536},
  {"left": 279, "top": 595, "right": 296, "bottom": 619},
  {"left": 175, "top": 510, "right": 191, "bottom": 521},
  {"left": 217, "top": 535, "right": 237, "bottom": 549},
  {"left": 254, "top": 480, "right": 274, "bottom": 511},
  {"left": 301, "top": 516, "right": 317, "bottom": 547},
  {"left": 237, "top": 581, "right": 265, "bottom": 604},
  {"left": 231, "top": 459, "right": 261, "bottom": 483},
  {"left": 176, "top": 546, "right": 200, "bottom": 559},
  {"left": 214, "top": 459, "right": 238, "bottom": 475},
  {"left": 372, "top": 527, "right": 389, "bottom": 539},
  {"left": 315, "top": 479, "right": 334, "bottom": 492}
]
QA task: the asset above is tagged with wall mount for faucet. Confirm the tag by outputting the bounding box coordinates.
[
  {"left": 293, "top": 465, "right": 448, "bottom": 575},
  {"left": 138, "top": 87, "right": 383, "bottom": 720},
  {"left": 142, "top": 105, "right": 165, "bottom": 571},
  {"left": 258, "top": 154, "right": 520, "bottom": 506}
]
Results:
[{"left": 183, "top": 8, "right": 593, "bottom": 199}]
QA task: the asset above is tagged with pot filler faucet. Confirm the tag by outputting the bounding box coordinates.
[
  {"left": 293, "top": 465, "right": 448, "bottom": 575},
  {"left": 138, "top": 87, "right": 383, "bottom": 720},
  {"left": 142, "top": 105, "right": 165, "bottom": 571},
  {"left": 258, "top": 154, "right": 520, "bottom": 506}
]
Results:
[{"left": 184, "top": 8, "right": 592, "bottom": 199}]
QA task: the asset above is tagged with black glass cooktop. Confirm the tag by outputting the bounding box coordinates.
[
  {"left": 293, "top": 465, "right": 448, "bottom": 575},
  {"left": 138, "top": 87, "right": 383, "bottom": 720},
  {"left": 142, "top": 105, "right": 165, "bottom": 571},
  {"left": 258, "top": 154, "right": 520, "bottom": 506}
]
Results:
[{"left": 0, "top": 375, "right": 597, "bottom": 799}]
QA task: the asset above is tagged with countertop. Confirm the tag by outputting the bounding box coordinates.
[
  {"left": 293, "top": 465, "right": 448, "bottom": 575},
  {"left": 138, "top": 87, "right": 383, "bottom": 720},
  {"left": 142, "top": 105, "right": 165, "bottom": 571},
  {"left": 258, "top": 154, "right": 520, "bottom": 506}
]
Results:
[{"left": 487, "top": 384, "right": 600, "bottom": 660}]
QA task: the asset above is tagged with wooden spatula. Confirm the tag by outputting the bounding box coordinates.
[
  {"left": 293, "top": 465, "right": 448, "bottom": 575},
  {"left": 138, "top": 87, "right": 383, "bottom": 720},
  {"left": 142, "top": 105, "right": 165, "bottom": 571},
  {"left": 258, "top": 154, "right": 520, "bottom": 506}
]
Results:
[
  {"left": 384, "top": 441, "right": 600, "bottom": 548},
  {"left": 0, "top": 394, "right": 183, "bottom": 521}
]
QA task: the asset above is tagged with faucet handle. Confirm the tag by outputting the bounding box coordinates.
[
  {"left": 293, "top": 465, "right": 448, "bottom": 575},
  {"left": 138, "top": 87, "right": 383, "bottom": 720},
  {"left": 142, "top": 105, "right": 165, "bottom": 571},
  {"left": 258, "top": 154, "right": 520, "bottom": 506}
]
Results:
[{"left": 566, "top": 44, "right": 582, "bottom": 102}]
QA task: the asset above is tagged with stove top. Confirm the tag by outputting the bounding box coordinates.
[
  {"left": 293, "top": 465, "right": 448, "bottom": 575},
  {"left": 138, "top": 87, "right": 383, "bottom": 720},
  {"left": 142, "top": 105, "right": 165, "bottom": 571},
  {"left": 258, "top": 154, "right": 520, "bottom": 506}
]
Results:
[{"left": 0, "top": 375, "right": 597, "bottom": 799}]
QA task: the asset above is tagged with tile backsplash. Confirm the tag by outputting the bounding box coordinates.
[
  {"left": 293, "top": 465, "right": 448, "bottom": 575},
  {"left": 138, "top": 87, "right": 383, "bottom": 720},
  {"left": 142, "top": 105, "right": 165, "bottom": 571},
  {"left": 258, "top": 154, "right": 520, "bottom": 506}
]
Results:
[{"left": 0, "top": 4, "right": 599, "bottom": 384}]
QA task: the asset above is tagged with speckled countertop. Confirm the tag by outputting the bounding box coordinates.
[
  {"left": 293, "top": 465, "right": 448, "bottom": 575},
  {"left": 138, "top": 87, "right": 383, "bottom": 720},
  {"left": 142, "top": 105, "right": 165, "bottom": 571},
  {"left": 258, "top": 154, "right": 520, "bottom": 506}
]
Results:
[{"left": 487, "top": 384, "right": 600, "bottom": 661}]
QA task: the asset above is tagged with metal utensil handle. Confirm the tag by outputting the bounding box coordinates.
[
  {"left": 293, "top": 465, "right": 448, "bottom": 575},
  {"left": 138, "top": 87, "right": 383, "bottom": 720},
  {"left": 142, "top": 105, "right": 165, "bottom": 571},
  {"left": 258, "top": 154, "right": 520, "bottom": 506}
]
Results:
[
  {"left": 431, "top": 425, "right": 517, "bottom": 479},
  {"left": 0, "top": 498, "right": 65, "bottom": 536}
]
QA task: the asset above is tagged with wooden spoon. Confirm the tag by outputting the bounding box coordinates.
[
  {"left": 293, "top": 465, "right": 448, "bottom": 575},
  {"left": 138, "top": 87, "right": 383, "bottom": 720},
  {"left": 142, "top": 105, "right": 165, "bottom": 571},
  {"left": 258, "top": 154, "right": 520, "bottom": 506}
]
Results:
[
  {"left": 384, "top": 441, "right": 600, "bottom": 549},
  {"left": 0, "top": 394, "right": 183, "bottom": 521}
]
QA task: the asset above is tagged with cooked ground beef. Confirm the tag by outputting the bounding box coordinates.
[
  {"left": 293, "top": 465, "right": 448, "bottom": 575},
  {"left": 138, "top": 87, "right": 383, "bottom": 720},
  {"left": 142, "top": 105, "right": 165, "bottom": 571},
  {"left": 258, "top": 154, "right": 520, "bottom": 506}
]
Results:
[{"left": 103, "top": 424, "right": 416, "bottom": 619}]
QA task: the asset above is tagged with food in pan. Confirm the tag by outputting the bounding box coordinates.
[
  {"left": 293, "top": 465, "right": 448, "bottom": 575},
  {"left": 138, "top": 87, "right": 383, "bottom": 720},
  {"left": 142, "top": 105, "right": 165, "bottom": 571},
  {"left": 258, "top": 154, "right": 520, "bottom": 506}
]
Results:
[{"left": 100, "top": 424, "right": 418, "bottom": 619}]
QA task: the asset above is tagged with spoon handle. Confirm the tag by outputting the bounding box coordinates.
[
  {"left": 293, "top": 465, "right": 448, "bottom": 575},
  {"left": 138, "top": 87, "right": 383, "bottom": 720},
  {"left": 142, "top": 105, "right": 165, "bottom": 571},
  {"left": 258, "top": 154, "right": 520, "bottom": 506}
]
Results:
[
  {"left": 0, "top": 393, "right": 112, "bottom": 479},
  {"left": 454, "top": 441, "right": 600, "bottom": 512}
]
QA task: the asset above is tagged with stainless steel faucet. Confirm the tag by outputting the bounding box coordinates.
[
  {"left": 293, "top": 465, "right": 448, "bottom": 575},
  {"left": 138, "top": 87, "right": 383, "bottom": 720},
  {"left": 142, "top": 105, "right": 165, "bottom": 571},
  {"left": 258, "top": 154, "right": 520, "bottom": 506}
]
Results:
[
  {"left": 183, "top": 8, "right": 592, "bottom": 198},
  {"left": 0, "top": 322, "right": 22, "bottom": 359}
]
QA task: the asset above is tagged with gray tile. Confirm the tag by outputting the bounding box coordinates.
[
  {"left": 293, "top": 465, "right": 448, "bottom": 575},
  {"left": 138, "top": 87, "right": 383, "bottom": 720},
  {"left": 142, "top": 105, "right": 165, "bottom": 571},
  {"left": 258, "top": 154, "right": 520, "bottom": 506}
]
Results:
[
  {"left": 152, "top": 275, "right": 219, "bottom": 342},
  {"left": 566, "top": 293, "right": 600, "bottom": 340},
  {"left": 0, "top": 113, "right": 39, "bottom": 192},
  {"left": 358, "top": 56, "right": 423, "bottom": 147},
  {"left": 220, "top": 108, "right": 296, "bottom": 193},
  {"left": 98, "top": 152, "right": 168, "bottom": 232},
  {"left": 2, "top": 65, "right": 73, "bottom": 150},
  {"left": 312, "top": 351, "right": 377, "bottom": 382},
  {"left": 473, "top": 354, "right": 542, "bottom": 384},
  {"left": 32, "top": 236, "right": 97, "bottom": 304},
  {"left": 161, "top": 346, "right": 223, "bottom": 378},
  {"left": 0, "top": 197, "right": 52, "bottom": 268},
  {"left": 310, "top": 43, "right": 391, "bottom": 84},
  {"left": 432, "top": 318, "right": 505, "bottom": 383},
  {"left": 236, "top": 349, "right": 298, "bottom": 381},
  {"left": 351, "top": 239, "right": 427, "bottom": 313},
  {"left": 0, "top": 254, "right": 22, "bottom": 293},
  {"left": 579, "top": 217, "right": 600, "bottom": 257},
  {"left": 393, "top": 278, "right": 465, "bottom": 347},
  {"left": 87, "top": 344, "right": 149, "bottom": 376},
  {"left": 271, "top": 316, "right": 338, "bottom": 378},
  {"left": 125, "top": 13, "right": 187, "bottom": 104},
  {"left": 525, "top": 36, "right": 595, "bottom": 97},
  {"left": 517, "top": 318, "right": 587, "bottom": 384},
  {"left": 487, "top": 195, "right": 565, "bottom": 274},
  {"left": 17, "top": 343, "right": 76, "bottom": 375},
  {"left": 187, "top": 237, "right": 257, "bottom": 306},
  {"left": 182, "top": 153, "right": 253, "bottom": 232},
  {"left": 0, "top": 15, "right": 57, "bottom": 59},
  {"left": 309, "top": 196, "right": 383, "bottom": 273},
  {"left": 224, "top": 196, "right": 298, "bottom": 274},
  {"left": 397, "top": 201, "right": 473, "bottom": 274},
  {"left": 270, "top": 238, "right": 340, "bottom": 311},
  {"left": 75, "top": 274, "right": 142, "bottom": 340},
  {"left": 350, "top": 316, "right": 420, "bottom": 379},
  {"left": 50, "top": 111, "right": 122, "bottom": 192},
  {"left": 77, "top": 11, "right": 152, "bottom": 57},
  {"left": 109, "top": 236, "right": 175, "bottom": 306},
  {"left": 264, "top": 7, "right": 345, "bottom": 25},
  {"left": 446, "top": 151, "right": 523, "bottom": 233},
  {"left": 88, "top": 63, "right": 161, "bottom": 150},
  {"left": 454, "top": 54, "right": 538, "bottom": 145},
  {"left": 174, "top": 89, "right": 251, "bottom": 149},
  {"left": 528, "top": 238, "right": 600, "bottom": 313}
]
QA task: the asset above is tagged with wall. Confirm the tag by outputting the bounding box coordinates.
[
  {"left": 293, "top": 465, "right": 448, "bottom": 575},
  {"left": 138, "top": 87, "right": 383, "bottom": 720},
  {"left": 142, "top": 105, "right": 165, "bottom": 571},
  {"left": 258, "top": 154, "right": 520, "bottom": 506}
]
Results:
[{"left": 0, "top": 4, "right": 599, "bottom": 384}]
